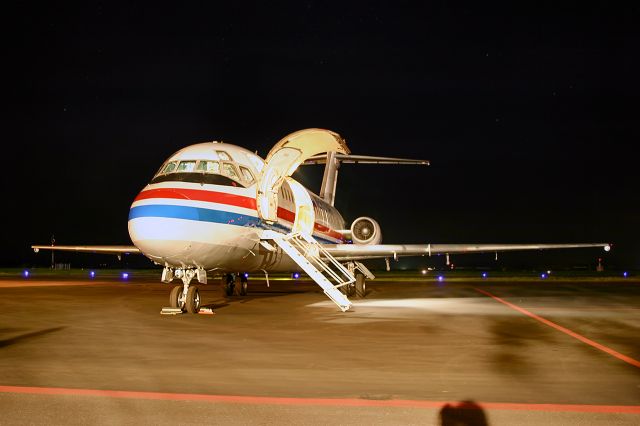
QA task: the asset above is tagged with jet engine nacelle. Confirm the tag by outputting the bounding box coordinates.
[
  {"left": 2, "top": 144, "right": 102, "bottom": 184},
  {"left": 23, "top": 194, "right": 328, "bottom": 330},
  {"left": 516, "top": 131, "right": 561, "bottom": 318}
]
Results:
[{"left": 350, "top": 217, "right": 382, "bottom": 245}]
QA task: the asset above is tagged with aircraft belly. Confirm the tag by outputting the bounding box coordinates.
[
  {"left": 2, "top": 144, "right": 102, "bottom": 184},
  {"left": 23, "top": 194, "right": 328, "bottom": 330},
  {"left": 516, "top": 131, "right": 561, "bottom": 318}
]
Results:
[
  {"left": 128, "top": 217, "right": 262, "bottom": 269},
  {"left": 128, "top": 216, "right": 329, "bottom": 273}
]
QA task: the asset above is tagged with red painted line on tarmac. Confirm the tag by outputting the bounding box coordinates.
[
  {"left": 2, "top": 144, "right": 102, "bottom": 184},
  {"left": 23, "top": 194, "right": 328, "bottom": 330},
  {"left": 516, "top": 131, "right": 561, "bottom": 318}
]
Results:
[
  {"left": 474, "top": 287, "right": 640, "bottom": 369},
  {"left": 0, "top": 281, "right": 107, "bottom": 288},
  {"left": 0, "top": 385, "right": 639, "bottom": 413}
]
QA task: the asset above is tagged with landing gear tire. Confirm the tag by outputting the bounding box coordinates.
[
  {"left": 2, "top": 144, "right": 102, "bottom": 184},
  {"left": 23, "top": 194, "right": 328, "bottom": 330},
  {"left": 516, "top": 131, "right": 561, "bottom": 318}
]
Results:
[
  {"left": 224, "top": 274, "right": 235, "bottom": 297},
  {"left": 239, "top": 275, "right": 248, "bottom": 296},
  {"left": 170, "top": 285, "right": 184, "bottom": 311},
  {"left": 186, "top": 286, "right": 200, "bottom": 314},
  {"left": 345, "top": 283, "right": 356, "bottom": 297},
  {"left": 355, "top": 273, "right": 366, "bottom": 298}
]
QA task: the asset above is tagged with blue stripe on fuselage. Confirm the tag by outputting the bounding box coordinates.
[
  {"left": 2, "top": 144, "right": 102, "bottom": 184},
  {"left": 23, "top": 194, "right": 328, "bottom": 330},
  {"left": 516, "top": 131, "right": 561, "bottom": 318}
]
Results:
[{"left": 128, "top": 204, "right": 338, "bottom": 244}]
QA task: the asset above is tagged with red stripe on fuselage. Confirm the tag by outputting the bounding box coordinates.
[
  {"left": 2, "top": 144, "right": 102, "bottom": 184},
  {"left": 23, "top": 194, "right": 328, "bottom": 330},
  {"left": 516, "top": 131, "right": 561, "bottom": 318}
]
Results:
[
  {"left": 136, "top": 187, "right": 345, "bottom": 242},
  {"left": 134, "top": 188, "right": 257, "bottom": 210}
]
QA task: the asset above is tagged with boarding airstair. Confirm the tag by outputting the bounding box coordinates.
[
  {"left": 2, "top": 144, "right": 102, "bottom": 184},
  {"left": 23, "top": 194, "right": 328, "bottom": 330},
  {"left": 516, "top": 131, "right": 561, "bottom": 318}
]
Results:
[{"left": 261, "top": 230, "right": 354, "bottom": 311}]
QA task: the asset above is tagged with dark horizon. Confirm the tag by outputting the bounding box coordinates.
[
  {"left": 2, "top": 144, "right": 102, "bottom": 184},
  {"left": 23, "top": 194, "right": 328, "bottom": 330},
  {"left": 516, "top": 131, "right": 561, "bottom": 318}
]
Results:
[{"left": 4, "top": 3, "right": 638, "bottom": 269}]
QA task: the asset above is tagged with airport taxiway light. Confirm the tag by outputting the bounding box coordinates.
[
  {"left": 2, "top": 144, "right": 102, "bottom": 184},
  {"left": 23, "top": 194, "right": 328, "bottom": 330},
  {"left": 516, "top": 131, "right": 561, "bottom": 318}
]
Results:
[
  {"left": 23, "top": 270, "right": 29, "bottom": 278},
  {"left": 437, "top": 275, "right": 444, "bottom": 282},
  {"left": 122, "top": 272, "right": 129, "bottom": 280},
  {"left": 482, "top": 272, "right": 488, "bottom": 278},
  {"left": 89, "top": 271, "right": 96, "bottom": 278},
  {"left": 243, "top": 272, "right": 249, "bottom": 278},
  {"left": 623, "top": 272, "right": 628, "bottom": 277},
  {"left": 293, "top": 273, "right": 300, "bottom": 279},
  {"left": 541, "top": 273, "right": 547, "bottom": 279}
]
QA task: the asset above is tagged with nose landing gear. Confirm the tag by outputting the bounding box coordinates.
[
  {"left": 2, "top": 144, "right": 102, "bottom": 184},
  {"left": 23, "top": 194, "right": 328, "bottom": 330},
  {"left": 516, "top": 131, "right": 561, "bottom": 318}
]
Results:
[{"left": 163, "top": 267, "right": 204, "bottom": 314}]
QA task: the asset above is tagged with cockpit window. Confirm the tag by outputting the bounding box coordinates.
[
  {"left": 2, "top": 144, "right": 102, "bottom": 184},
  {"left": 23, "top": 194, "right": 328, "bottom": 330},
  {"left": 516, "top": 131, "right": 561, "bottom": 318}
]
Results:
[
  {"left": 161, "top": 161, "right": 178, "bottom": 175},
  {"left": 239, "top": 166, "right": 254, "bottom": 184},
  {"left": 151, "top": 156, "right": 256, "bottom": 188},
  {"left": 196, "top": 160, "right": 220, "bottom": 174},
  {"left": 177, "top": 161, "right": 196, "bottom": 172},
  {"left": 217, "top": 151, "right": 231, "bottom": 161},
  {"left": 222, "top": 163, "right": 240, "bottom": 181}
]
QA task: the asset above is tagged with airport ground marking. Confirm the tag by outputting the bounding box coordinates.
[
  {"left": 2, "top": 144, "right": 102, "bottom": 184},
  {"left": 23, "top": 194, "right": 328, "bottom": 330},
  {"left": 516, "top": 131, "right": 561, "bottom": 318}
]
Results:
[
  {"left": 0, "top": 385, "right": 639, "bottom": 414},
  {"left": 474, "top": 287, "right": 640, "bottom": 369}
]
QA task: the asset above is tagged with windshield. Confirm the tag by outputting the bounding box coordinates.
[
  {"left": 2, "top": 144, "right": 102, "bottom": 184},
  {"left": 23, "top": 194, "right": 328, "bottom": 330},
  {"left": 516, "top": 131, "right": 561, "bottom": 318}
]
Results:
[{"left": 152, "top": 159, "right": 255, "bottom": 187}]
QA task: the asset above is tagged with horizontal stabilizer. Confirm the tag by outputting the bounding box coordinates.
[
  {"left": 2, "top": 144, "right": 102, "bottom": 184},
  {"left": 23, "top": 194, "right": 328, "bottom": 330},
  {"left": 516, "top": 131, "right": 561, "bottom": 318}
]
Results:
[{"left": 303, "top": 154, "right": 429, "bottom": 166}]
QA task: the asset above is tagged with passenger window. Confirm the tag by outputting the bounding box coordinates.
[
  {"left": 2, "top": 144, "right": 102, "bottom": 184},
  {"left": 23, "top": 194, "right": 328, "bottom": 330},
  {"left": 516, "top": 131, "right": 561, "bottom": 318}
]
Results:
[
  {"left": 177, "top": 161, "right": 196, "bottom": 172},
  {"left": 162, "top": 161, "right": 178, "bottom": 174},
  {"left": 239, "top": 166, "right": 254, "bottom": 183},
  {"left": 222, "top": 163, "right": 240, "bottom": 181},
  {"left": 217, "top": 151, "right": 231, "bottom": 161},
  {"left": 197, "top": 161, "right": 220, "bottom": 174}
]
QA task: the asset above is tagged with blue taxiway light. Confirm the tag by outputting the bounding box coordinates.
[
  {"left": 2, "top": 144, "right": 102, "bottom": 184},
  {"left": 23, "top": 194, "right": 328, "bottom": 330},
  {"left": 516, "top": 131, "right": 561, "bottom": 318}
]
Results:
[
  {"left": 540, "top": 273, "right": 547, "bottom": 279},
  {"left": 623, "top": 272, "right": 628, "bottom": 277},
  {"left": 482, "top": 272, "right": 488, "bottom": 278},
  {"left": 243, "top": 272, "right": 249, "bottom": 278},
  {"left": 293, "top": 273, "right": 300, "bottom": 279},
  {"left": 437, "top": 275, "right": 444, "bottom": 282},
  {"left": 23, "top": 270, "right": 30, "bottom": 278},
  {"left": 121, "top": 272, "right": 129, "bottom": 280},
  {"left": 89, "top": 271, "right": 96, "bottom": 278}
]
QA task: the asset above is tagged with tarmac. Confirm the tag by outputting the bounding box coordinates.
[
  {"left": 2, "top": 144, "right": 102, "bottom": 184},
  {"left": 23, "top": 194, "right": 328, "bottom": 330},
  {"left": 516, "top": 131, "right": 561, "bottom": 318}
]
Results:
[{"left": 0, "top": 273, "right": 639, "bottom": 425}]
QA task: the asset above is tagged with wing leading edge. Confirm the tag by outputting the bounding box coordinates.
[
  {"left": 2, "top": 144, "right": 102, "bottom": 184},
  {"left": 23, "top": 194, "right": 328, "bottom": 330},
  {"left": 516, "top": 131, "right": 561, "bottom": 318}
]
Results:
[
  {"left": 322, "top": 243, "right": 611, "bottom": 261},
  {"left": 32, "top": 245, "right": 140, "bottom": 255}
]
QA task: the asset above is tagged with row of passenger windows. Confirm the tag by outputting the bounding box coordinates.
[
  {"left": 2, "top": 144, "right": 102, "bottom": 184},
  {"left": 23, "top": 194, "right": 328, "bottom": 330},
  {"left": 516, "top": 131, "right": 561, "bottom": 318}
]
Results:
[
  {"left": 157, "top": 159, "right": 255, "bottom": 185},
  {"left": 314, "top": 204, "right": 342, "bottom": 229},
  {"left": 279, "top": 186, "right": 342, "bottom": 229}
]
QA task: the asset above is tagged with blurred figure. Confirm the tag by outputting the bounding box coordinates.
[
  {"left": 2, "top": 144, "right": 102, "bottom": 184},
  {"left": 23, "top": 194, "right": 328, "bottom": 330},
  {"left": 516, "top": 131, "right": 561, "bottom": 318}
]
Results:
[{"left": 440, "top": 400, "right": 488, "bottom": 426}]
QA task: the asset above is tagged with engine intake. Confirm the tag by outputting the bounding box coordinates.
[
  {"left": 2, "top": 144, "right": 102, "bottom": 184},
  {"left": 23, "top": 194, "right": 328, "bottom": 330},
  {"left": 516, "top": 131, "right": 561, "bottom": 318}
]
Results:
[{"left": 350, "top": 217, "right": 382, "bottom": 245}]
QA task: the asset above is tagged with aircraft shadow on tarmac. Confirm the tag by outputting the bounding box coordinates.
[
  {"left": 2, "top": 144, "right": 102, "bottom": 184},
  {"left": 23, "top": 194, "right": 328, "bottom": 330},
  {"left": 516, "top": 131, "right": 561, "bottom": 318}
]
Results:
[
  {"left": 0, "top": 326, "right": 66, "bottom": 349},
  {"left": 200, "top": 290, "right": 299, "bottom": 310},
  {"left": 439, "top": 400, "right": 489, "bottom": 426}
]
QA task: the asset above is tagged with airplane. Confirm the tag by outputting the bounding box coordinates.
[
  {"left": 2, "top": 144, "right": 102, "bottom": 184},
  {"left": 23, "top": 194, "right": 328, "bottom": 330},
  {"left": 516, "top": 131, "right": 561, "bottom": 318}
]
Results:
[{"left": 32, "top": 128, "right": 611, "bottom": 313}]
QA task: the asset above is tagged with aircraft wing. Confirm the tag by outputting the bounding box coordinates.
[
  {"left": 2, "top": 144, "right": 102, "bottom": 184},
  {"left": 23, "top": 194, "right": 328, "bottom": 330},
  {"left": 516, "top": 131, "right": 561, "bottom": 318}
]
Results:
[
  {"left": 32, "top": 245, "right": 140, "bottom": 254},
  {"left": 322, "top": 243, "right": 611, "bottom": 261}
]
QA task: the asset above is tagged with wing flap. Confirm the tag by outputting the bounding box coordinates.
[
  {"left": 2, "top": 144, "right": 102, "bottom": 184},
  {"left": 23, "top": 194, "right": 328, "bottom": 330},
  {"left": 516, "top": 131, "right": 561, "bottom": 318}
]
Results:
[
  {"left": 32, "top": 245, "right": 140, "bottom": 255},
  {"left": 322, "top": 243, "right": 610, "bottom": 261}
]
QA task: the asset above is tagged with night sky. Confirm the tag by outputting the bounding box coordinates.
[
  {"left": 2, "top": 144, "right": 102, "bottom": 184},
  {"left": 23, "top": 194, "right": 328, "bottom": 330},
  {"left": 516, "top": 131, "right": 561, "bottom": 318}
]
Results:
[{"left": 4, "top": 3, "right": 638, "bottom": 269}]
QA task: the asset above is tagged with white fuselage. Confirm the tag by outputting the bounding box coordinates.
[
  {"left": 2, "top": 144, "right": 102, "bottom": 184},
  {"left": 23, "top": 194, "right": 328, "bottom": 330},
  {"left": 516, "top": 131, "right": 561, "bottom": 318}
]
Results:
[{"left": 127, "top": 142, "right": 346, "bottom": 273}]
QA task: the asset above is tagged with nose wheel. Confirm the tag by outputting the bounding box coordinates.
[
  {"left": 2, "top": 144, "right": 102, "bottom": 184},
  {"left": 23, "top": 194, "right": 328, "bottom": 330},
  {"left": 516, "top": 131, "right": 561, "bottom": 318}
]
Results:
[
  {"left": 165, "top": 267, "right": 203, "bottom": 314},
  {"left": 169, "top": 284, "right": 200, "bottom": 313}
]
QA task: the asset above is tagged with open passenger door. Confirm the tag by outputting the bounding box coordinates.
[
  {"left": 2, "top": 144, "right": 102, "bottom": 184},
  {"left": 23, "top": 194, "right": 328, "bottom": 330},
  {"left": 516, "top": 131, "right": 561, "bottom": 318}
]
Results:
[{"left": 256, "top": 128, "right": 349, "bottom": 224}]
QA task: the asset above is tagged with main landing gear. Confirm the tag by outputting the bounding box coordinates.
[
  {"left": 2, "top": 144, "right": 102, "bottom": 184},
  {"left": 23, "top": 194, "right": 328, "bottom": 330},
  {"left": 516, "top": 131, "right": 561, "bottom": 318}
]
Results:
[
  {"left": 221, "top": 273, "right": 249, "bottom": 297},
  {"left": 342, "top": 273, "right": 367, "bottom": 298},
  {"left": 163, "top": 267, "right": 205, "bottom": 314}
]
